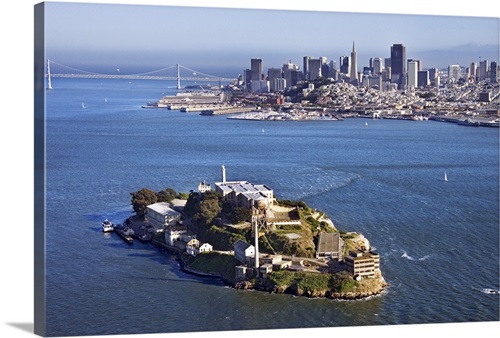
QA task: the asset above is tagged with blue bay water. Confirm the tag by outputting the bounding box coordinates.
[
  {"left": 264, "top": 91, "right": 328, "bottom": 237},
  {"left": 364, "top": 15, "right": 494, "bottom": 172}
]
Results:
[{"left": 44, "top": 77, "right": 499, "bottom": 337}]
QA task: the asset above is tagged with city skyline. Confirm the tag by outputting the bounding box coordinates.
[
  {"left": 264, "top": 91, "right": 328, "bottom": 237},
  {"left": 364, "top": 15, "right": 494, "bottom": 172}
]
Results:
[{"left": 44, "top": 1, "right": 499, "bottom": 73}]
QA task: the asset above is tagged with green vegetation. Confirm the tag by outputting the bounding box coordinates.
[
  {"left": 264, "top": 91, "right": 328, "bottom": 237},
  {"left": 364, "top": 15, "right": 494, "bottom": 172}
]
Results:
[
  {"left": 184, "top": 252, "right": 240, "bottom": 281},
  {"left": 130, "top": 188, "right": 158, "bottom": 216},
  {"left": 264, "top": 270, "right": 358, "bottom": 296},
  {"left": 130, "top": 187, "right": 188, "bottom": 216}
]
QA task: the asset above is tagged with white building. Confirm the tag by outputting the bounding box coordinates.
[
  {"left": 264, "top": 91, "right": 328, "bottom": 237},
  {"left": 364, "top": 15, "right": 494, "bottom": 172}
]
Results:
[
  {"left": 407, "top": 60, "right": 419, "bottom": 89},
  {"left": 186, "top": 239, "right": 213, "bottom": 256},
  {"left": 146, "top": 202, "right": 182, "bottom": 231},
  {"left": 234, "top": 240, "right": 255, "bottom": 264},
  {"left": 165, "top": 225, "right": 196, "bottom": 246}
]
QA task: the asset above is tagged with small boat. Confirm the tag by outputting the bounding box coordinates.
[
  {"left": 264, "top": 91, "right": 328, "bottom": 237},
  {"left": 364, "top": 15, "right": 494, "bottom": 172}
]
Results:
[
  {"left": 444, "top": 171, "right": 448, "bottom": 182},
  {"left": 81, "top": 102, "right": 86, "bottom": 109},
  {"left": 365, "top": 122, "right": 368, "bottom": 126},
  {"left": 114, "top": 226, "right": 134, "bottom": 244},
  {"left": 482, "top": 288, "right": 499, "bottom": 294},
  {"left": 102, "top": 219, "right": 114, "bottom": 232}
]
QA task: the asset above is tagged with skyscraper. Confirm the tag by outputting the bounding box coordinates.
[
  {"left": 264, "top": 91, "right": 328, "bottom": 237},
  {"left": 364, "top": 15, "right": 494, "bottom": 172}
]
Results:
[
  {"left": 251, "top": 58, "right": 263, "bottom": 82},
  {"left": 479, "top": 60, "right": 488, "bottom": 81},
  {"left": 390, "top": 44, "right": 406, "bottom": 88},
  {"left": 340, "top": 56, "right": 350, "bottom": 74},
  {"left": 407, "top": 60, "right": 419, "bottom": 89},
  {"left": 491, "top": 61, "right": 498, "bottom": 83},
  {"left": 303, "top": 56, "right": 311, "bottom": 79},
  {"left": 350, "top": 41, "right": 358, "bottom": 84},
  {"left": 308, "top": 58, "right": 322, "bottom": 81},
  {"left": 372, "top": 57, "right": 383, "bottom": 74}
]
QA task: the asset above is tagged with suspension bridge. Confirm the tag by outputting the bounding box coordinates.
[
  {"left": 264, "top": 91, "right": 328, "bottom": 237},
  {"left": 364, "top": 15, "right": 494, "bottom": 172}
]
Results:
[{"left": 46, "top": 59, "right": 238, "bottom": 90}]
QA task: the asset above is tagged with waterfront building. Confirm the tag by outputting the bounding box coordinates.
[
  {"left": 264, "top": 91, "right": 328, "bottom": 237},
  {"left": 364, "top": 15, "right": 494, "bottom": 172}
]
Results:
[
  {"left": 344, "top": 250, "right": 381, "bottom": 279},
  {"left": 146, "top": 202, "right": 182, "bottom": 231},
  {"left": 490, "top": 61, "right": 497, "bottom": 83},
  {"left": 390, "top": 43, "right": 406, "bottom": 88},
  {"left": 186, "top": 239, "right": 213, "bottom": 256},
  {"left": 165, "top": 225, "right": 196, "bottom": 247},
  {"left": 251, "top": 58, "right": 263, "bottom": 82},
  {"left": 349, "top": 41, "right": 358, "bottom": 84},
  {"left": 417, "top": 70, "right": 430, "bottom": 87},
  {"left": 308, "top": 58, "right": 322, "bottom": 81},
  {"left": 234, "top": 240, "right": 255, "bottom": 264},
  {"left": 316, "top": 233, "right": 344, "bottom": 261}
]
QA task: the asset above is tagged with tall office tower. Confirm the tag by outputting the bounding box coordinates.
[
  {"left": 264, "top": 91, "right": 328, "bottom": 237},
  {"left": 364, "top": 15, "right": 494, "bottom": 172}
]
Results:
[
  {"left": 320, "top": 56, "right": 328, "bottom": 64},
  {"left": 303, "top": 56, "right": 311, "bottom": 79},
  {"left": 282, "top": 61, "right": 298, "bottom": 72},
  {"left": 243, "top": 69, "right": 252, "bottom": 90},
  {"left": 479, "top": 60, "right": 488, "bottom": 81},
  {"left": 251, "top": 58, "right": 263, "bottom": 82},
  {"left": 417, "top": 70, "right": 430, "bottom": 87},
  {"left": 340, "top": 56, "right": 350, "bottom": 74},
  {"left": 373, "top": 57, "right": 383, "bottom": 74},
  {"left": 491, "top": 61, "right": 498, "bottom": 83},
  {"left": 385, "top": 57, "right": 392, "bottom": 69},
  {"left": 448, "top": 65, "right": 462, "bottom": 81},
  {"left": 407, "top": 60, "right": 419, "bottom": 89},
  {"left": 470, "top": 62, "right": 477, "bottom": 80},
  {"left": 390, "top": 43, "right": 406, "bottom": 87},
  {"left": 321, "top": 63, "right": 330, "bottom": 79},
  {"left": 428, "top": 67, "right": 438, "bottom": 86},
  {"left": 329, "top": 60, "right": 337, "bottom": 70},
  {"left": 284, "top": 69, "right": 299, "bottom": 88},
  {"left": 308, "top": 58, "right": 322, "bottom": 81},
  {"left": 268, "top": 68, "right": 283, "bottom": 92},
  {"left": 349, "top": 41, "right": 358, "bottom": 83}
]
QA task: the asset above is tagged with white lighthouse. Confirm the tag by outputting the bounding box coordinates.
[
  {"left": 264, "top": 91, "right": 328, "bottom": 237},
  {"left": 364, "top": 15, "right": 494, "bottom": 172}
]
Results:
[{"left": 221, "top": 165, "right": 226, "bottom": 183}]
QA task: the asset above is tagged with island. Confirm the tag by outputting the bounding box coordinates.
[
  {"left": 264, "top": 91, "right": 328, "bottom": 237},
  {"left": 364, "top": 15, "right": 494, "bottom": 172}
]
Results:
[{"left": 112, "top": 166, "right": 387, "bottom": 300}]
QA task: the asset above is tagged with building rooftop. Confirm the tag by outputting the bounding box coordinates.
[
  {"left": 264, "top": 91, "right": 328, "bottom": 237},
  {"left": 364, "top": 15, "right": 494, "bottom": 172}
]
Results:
[{"left": 147, "top": 202, "right": 181, "bottom": 217}]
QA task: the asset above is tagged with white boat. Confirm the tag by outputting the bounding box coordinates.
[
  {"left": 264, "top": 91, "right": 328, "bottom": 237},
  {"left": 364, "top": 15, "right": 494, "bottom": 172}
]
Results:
[
  {"left": 444, "top": 171, "right": 448, "bottom": 182},
  {"left": 102, "top": 219, "right": 114, "bottom": 232}
]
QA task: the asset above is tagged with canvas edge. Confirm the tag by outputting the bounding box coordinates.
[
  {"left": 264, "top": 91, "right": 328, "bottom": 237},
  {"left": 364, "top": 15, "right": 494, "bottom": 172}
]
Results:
[{"left": 34, "top": 2, "right": 46, "bottom": 337}]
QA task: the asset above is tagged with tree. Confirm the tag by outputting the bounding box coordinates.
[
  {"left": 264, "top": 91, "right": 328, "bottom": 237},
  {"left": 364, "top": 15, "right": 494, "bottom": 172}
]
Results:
[
  {"left": 157, "top": 188, "right": 178, "bottom": 203},
  {"left": 130, "top": 188, "right": 158, "bottom": 216}
]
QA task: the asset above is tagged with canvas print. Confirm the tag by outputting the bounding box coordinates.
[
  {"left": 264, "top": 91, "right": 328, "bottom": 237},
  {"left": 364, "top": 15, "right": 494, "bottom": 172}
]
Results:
[{"left": 34, "top": 1, "right": 499, "bottom": 337}]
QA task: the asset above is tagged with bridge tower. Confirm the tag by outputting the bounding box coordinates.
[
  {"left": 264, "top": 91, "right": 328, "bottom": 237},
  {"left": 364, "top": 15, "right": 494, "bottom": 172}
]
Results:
[
  {"left": 176, "top": 64, "right": 181, "bottom": 90},
  {"left": 47, "top": 59, "right": 53, "bottom": 90}
]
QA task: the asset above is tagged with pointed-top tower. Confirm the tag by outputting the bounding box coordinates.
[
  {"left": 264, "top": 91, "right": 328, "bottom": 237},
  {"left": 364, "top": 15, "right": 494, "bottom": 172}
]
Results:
[{"left": 350, "top": 41, "right": 358, "bottom": 84}]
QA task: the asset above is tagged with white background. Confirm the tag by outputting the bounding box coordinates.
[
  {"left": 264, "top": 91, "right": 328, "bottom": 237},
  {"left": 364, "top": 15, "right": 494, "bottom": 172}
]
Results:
[{"left": 1, "top": 1, "right": 498, "bottom": 338}]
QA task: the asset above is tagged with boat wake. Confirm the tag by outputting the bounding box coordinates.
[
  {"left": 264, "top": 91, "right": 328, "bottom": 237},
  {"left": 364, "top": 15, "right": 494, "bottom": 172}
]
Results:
[
  {"left": 401, "top": 251, "right": 431, "bottom": 261},
  {"left": 480, "top": 288, "right": 500, "bottom": 295}
]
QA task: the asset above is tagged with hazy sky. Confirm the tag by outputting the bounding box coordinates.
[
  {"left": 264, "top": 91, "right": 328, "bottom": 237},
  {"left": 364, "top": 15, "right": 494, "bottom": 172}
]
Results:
[{"left": 44, "top": 1, "right": 499, "bottom": 74}]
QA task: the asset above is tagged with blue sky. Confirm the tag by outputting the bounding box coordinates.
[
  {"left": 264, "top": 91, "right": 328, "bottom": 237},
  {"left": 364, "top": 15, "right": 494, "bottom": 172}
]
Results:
[{"left": 43, "top": 1, "right": 499, "bottom": 74}]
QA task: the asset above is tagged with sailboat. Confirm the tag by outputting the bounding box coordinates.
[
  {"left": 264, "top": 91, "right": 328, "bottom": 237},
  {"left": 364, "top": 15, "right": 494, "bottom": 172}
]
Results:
[
  {"left": 444, "top": 171, "right": 448, "bottom": 182},
  {"left": 81, "top": 102, "right": 86, "bottom": 109}
]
